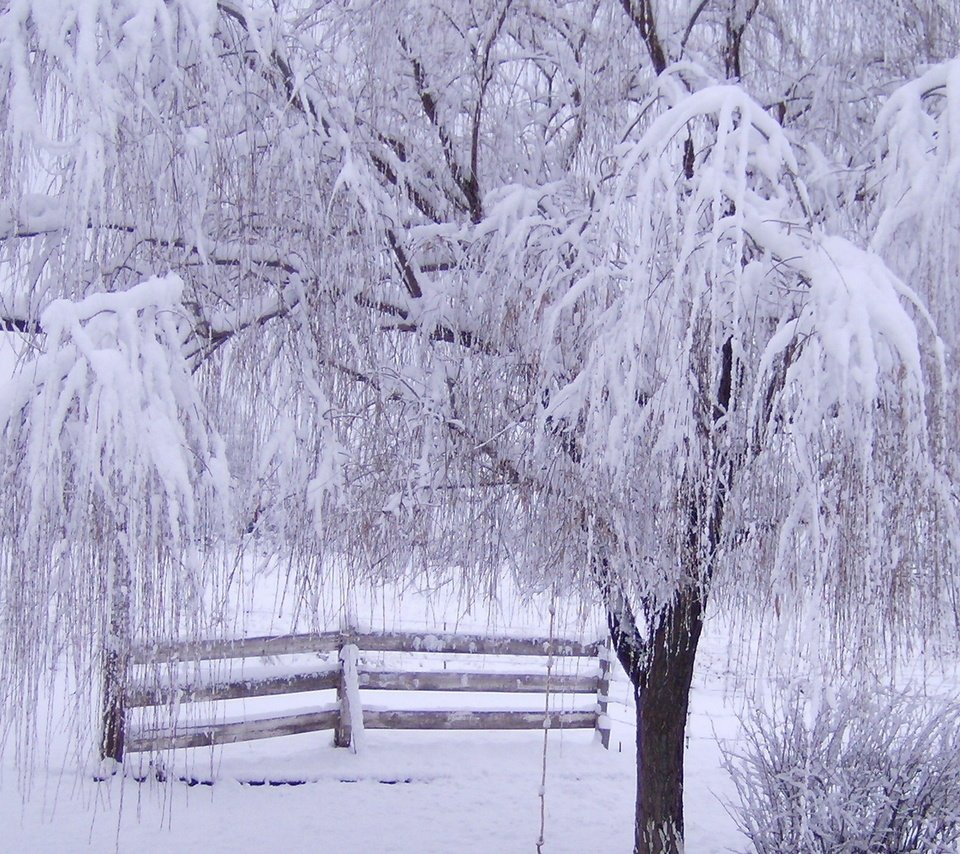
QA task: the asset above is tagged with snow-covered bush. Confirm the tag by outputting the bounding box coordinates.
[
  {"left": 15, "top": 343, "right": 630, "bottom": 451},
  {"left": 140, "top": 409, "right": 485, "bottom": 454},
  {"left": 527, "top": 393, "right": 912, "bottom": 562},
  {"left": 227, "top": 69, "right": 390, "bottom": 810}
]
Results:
[{"left": 725, "top": 688, "right": 960, "bottom": 853}]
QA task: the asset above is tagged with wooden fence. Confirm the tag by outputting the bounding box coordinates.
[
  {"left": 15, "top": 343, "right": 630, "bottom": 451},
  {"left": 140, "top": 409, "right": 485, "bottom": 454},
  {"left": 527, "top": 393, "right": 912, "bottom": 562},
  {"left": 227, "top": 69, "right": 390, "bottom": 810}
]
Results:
[{"left": 109, "top": 629, "right": 611, "bottom": 760}]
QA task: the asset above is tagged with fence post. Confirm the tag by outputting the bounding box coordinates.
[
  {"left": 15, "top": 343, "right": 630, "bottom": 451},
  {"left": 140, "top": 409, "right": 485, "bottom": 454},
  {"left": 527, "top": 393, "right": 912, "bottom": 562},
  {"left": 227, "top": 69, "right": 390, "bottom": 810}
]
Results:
[
  {"left": 335, "top": 635, "right": 362, "bottom": 751},
  {"left": 596, "top": 639, "right": 611, "bottom": 749}
]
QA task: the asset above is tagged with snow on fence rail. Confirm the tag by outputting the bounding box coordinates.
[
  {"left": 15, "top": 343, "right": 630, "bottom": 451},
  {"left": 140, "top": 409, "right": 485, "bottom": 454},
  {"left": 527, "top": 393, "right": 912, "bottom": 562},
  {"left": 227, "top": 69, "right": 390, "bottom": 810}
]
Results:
[{"left": 107, "top": 630, "right": 611, "bottom": 759}]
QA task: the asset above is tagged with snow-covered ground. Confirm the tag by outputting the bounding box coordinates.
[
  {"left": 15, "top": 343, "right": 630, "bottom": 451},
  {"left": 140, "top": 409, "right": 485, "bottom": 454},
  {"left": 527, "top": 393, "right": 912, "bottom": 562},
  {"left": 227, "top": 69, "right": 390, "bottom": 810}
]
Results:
[
  {"left": 5, "top": 564, "right": 960, "bottom": 853},
  {"left": 0, "top": 567, "right": 759, "bottom": 853},
  {"left": 0, "top": 726, "right": 740, "bottom": 854},
  {"left": 0, "top": 618, "right": 747, "bottom": 853},
  {"left": 7, "top": 564, "right": 957, "bottom": 854}
]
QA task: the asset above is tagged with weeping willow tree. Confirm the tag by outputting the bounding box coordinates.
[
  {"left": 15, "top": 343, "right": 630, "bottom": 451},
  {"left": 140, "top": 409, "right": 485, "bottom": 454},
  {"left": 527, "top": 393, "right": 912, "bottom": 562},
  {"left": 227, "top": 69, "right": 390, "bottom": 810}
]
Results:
[
  {"left": 0, "top": 276, "right": 230, "bottom": 764},
  {"left": 0, "top": 1, "right": 958, "bottom": 851}
]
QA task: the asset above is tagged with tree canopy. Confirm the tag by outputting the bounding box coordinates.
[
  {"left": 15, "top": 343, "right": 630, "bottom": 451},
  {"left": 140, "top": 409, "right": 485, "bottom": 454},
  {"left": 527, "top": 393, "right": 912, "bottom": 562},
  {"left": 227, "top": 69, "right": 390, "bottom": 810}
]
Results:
[{"left": 1, "top": 2, "right": 958, "bottom": 851}]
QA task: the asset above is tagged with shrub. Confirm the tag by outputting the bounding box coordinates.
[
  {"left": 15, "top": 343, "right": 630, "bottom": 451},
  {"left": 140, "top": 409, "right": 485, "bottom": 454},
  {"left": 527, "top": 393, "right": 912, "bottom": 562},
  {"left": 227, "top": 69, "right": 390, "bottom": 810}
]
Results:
[{"left": 724, "top": 687, "right": 960, "bottom": 853}]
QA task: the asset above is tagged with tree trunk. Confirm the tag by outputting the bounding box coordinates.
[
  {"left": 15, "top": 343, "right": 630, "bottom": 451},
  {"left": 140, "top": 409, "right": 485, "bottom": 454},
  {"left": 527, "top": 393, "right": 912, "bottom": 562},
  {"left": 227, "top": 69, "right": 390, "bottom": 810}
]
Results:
[
  {"left": 101, "top": 646, "right": 127, "bottom": 762},
  {"left": 606, "top": 580, "right": 706, "bottom": 854},
  {"left": 631, "top": 588, "right": 704, "bottom": 854},
  {"left": 602, "top": 342, "right": 730, "bottom": 852},
  {"left": 101, "top": 553, "right": 131, "bottom": 763}
]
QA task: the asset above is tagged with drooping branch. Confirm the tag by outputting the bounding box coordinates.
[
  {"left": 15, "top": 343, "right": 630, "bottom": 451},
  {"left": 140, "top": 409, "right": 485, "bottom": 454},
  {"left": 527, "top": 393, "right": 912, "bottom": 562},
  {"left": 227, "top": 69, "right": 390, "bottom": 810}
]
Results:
[{"left": 216, "top": 0, "right": 329, "bottom": 132}]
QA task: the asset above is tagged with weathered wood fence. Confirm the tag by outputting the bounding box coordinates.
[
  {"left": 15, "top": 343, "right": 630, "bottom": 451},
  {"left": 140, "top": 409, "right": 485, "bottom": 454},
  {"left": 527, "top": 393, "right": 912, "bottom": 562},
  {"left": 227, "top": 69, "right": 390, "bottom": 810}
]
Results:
[{"left": 109, "top": 629, "right": 611, "bottom": 759}]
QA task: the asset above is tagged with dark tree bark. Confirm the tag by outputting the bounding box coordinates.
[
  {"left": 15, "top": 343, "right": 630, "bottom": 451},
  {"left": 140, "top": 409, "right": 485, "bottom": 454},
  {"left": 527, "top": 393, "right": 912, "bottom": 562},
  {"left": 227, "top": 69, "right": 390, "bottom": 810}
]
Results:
[
  {"left": 607, "top": 584, "right": 706, "bottom": 854},
  {"left": 635, "top": 590, "right": 705, "bottom": 853},
  {"left": 620, "top": 0, "right": 669, "bottom": 74},
  {"left": 100, "top": 647, "right": 127, "bottom": 762},
  {"left": 723, "top": 0, "right": 761, "bottom": 81},
  {"left": 100, "top": 554, "right": 131, "bottom": 764},
  {"left": 600, "top": 339, "right": 733, "bottom": 853}
]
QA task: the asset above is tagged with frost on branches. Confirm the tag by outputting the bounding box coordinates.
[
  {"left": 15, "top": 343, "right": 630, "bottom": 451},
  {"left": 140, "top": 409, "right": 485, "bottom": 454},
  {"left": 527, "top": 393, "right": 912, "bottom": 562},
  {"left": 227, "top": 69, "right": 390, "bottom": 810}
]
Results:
[
  {"left": 0, "top": 2, "right": 958, "bottom": 852},
  {"left": 0, "top": 274, "right": 229, "bottom": 762}
]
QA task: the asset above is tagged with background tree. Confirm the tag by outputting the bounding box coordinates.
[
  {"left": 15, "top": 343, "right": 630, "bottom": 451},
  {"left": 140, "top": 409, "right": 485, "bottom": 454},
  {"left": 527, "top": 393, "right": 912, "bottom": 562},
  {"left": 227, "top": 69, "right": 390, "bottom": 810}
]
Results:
[{"left": 0, "top": 2, "right": 958, "bottom": 851}]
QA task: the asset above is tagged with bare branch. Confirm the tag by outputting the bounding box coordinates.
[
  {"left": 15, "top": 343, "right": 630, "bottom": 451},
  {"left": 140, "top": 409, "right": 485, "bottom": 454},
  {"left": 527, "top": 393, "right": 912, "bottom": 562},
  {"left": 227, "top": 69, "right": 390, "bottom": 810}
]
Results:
[
  {"left": 680, "top": 0, "right": 711, "bottom": 53},
  {"left": 619, "top": 0, "right": 668, "bottom": 74}
]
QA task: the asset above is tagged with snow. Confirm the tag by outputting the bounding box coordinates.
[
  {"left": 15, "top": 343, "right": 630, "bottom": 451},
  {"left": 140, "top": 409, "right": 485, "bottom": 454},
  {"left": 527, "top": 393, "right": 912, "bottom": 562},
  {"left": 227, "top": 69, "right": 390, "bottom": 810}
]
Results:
[
  {"left": 1, "top": 6, "right": 958, "bottom": 853},
  {"left": 1, "top": 274, "right": 228, "bottom": 548},
  {"left": 2, "top": 738, "right": 634, "bottom": 854},
  {"left": 340, "top": 643, "right": 365, "bottom": 753},
  {"left": 0, "top": 574, "right": 751, "bottom": 852},
  {"left": 0, "top": 675, "right": 742, "bottom": 854}
]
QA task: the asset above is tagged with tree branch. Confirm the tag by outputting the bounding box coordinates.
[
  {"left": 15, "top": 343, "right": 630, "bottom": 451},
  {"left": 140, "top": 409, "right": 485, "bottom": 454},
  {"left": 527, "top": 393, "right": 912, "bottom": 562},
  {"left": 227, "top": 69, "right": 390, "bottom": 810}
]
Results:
[
  {"left": 0, "top": 316, "right": 42, "bottom": 334},
  {"left": 723, "top": 0, "right": 762, "bottom": 80},
  {"left": 368, "top": 140, "right": 446, "bottom": 224},
  {"left": 619, "top": 0, "right": 668, "bottom": 75},
  {"left": 2, "top": 218, "right": 300, "bottom": 278},
  {"left": 186, "top": 293, "right": 299, "bottom": 367},
  {"left": 680, "top": 0, "right": 711, "bottom": 53},
  {"left": 385, "top": 229, "right": 424, "bottom": 300},
  {"left": 216, "top": 1, "right": 329, "bottom": 132},
  {"left": 402, "top": 37, "right": 483, "bottom": 223}
]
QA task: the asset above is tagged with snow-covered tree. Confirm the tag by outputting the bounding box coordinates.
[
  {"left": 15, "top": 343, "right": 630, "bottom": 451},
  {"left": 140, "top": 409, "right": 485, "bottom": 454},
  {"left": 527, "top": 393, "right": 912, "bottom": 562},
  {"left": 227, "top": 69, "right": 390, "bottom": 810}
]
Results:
[
  {"left": 0, "top": 274, "right": 229, "bottom": 761},
  {"left": 0, "top": 2, "right": 958, "bottom": 851}
]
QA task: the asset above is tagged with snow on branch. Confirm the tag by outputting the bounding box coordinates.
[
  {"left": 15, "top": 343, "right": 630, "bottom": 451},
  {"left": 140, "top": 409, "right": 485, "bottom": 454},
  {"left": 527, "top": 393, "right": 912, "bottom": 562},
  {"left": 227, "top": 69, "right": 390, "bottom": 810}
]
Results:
[
  {"left": 754, "top": 237, "right": 935, "bottom": 443},
  {"left": 500, "top": 74, "right": 956, "bottom": 630},
  {"left": 0, "top": 275, "right": 231, "bottom": 737},
  {"left": 870, "top": 57, "right": 960, "bottom": 370},
  {"left": 872, "top": 57, "right": 960, "bottom": 253},
  {"left": 0, "top": 274, "right": 229, "bottom": 543}
]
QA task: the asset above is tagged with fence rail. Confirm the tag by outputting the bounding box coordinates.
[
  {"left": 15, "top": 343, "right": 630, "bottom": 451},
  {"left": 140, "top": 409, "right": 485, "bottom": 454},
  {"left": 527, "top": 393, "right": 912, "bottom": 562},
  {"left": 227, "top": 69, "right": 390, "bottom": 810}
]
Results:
[
  {"left": 128, "top": 707, "right": 341, "bottom": 752},
  {"left": 362, "top": 709, "right": 598, "bottom": 731},
  {"left": 131, "top": 630, "right": 601, "bottom": 664},
  {"left": 357, "top": 670, "right": 598, "bottom": 693},
  {"left": 109, "top": 629, "right": 611, "bottom": 760},
  {"left": 126, "top": 668, "right": 342, "bottom": 708}
]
